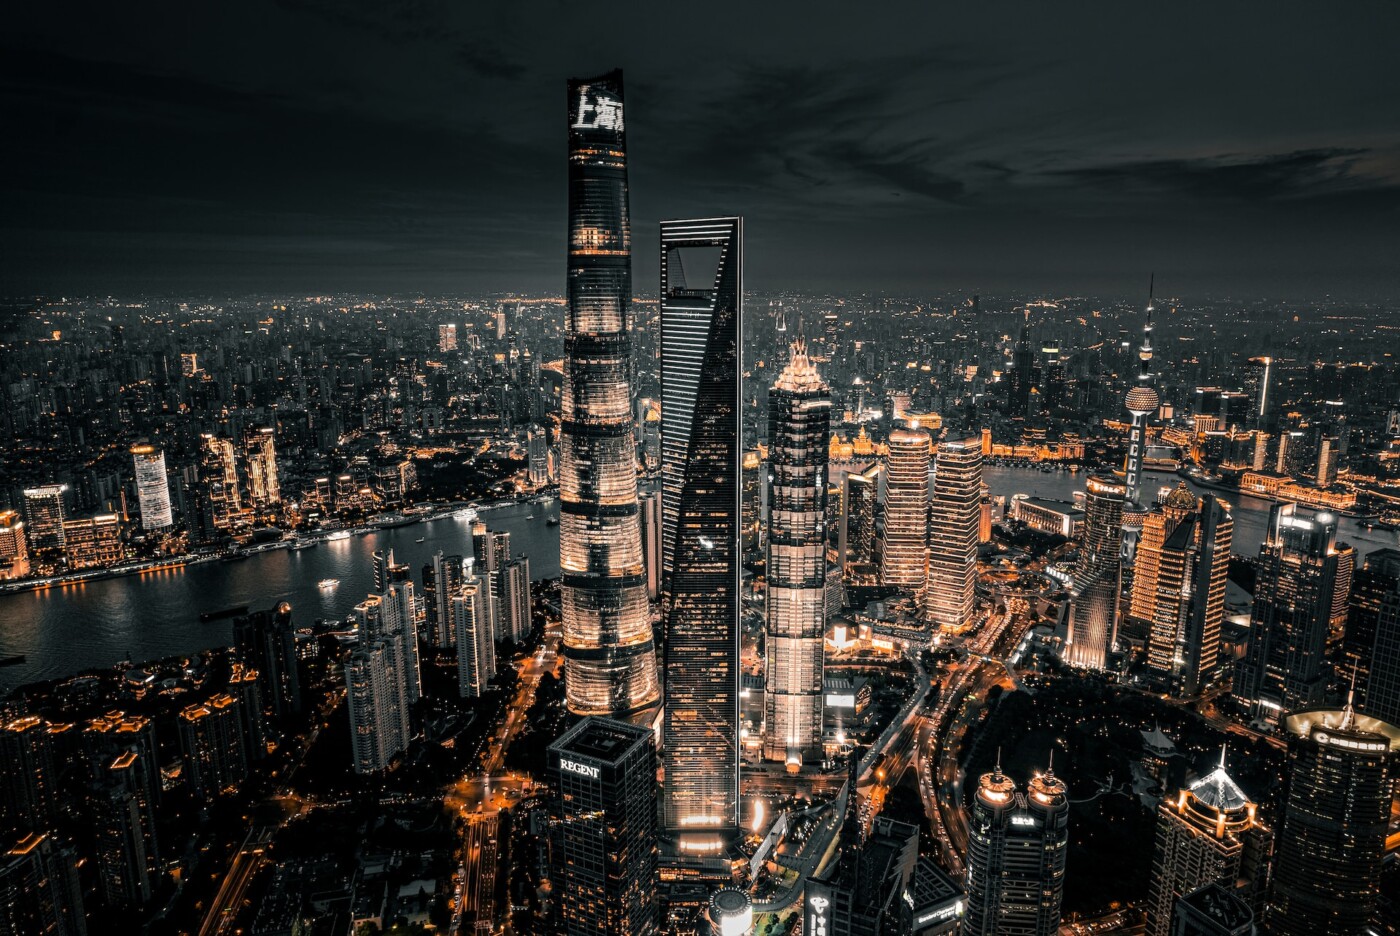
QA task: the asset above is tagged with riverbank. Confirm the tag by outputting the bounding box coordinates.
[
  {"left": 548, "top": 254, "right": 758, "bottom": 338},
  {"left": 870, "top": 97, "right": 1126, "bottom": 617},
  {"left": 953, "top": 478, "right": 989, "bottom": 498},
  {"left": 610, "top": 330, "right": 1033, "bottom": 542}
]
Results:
[{"left": 0, "top": 490, "right": 559, "bottom": 599}]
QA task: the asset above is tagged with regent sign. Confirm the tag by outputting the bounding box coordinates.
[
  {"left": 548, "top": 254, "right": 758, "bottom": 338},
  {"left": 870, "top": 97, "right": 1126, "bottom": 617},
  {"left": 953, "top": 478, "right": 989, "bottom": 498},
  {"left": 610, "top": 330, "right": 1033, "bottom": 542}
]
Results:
[{"left": 560, "top": 758, "right": 601, "bottom": 780}]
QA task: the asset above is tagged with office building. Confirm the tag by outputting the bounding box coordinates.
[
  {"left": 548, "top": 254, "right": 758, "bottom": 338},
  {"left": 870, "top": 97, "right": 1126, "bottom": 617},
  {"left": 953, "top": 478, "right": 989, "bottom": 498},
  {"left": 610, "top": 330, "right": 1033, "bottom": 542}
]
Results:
[
  {"left": 455, "top": 574, "right": 496, "bottom": 699},
  {"left": 1144, "top": 753, "right": 1270, "bottom": 936},
  {"left": 527, "top": 424, "right": 549, "bottom": 487},
  {"left": 1006, "top": 314, "right": 1034, "bottom": 418},
  {"left": 244, "top": 427, "right": 280, "bottom": 507},
  {"left": 839, "top": 462, "right": 881, "bottom": 578},
  {"left": 763, "top": 336, "right": 830, "bottom": 767},
  {"left": 927, "top": 437, "right": 982, "bottom": 633},
  {"left": 707, "top": 889, "right": 753, "bottom": 936},
  {"left": 22, "top": 485, "right": 67, "bottom": 553},
  {"left": 1268, "top": 705, "right": 1400, "bottom": 936},
  {"left": 1172, "top": 884, "right": 1255, "bottom": 936},
  {"left": 1243, "top": 357, "right": 1272, "bottom": 426},
  {"left": 177, "top": 694, "right": 249, "bottom": 800},
  {"left": 1136, "top": 488, "right": 1233, "bottom": 697},
  {"left": 639, "top": 486, "right": 662, "bottom": 601},
  {"left": 882, "top": 425, "right": 930, "bottom": 592},
  {"left": 61, "top": 514, "right": 123, "bottom": 570},
  {"left": 560, "top": 70, "right": 661, "bottom": 720},
  {"left": 424, "top": 552, "right": 465, "bottom": 649},
  {"left": 1063, "top": 475, "right": 1125, "bottom": 671},
  {"left": 659, "top": 215, "right": 744, "bottom": 841},
  {"left": 963, "top": 760, "right": 1069, "bottom": 936},
  {"left": 805, "top": 815, "right": 921, "bottom": 936},
  {"left": 548, "top": 717, "right": 659, "bottom": 936},
  {"left": 438, "top": 323, "right": 457, "bottom": 352},
  {"left": 0, "top": 832, "right": 86, "bottom": 936},
  {"left": 1235, "top": 504, "right": 1354, "bottom": 723},
  {"left": 130, "top": 445, "right": 173, "bottom": 531},
  {"left": 1343, "top": 548, "right": 1400, "bottom": 724}
]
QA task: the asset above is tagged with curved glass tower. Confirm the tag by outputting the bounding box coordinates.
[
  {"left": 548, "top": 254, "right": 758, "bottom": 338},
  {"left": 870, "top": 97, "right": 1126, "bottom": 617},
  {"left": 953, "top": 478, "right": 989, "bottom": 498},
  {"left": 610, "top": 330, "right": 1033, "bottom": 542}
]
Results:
[{"left": 560, "top": 71, "right": 660, "bottom": 719}]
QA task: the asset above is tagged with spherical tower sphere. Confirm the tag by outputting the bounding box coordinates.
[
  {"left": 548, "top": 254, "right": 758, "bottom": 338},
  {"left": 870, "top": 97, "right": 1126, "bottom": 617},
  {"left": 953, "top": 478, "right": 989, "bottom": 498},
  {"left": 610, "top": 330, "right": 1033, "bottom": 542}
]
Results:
[
  {"left": 709, "top": 888, "right": 753, "bottom": 936},
  {"left": 1125, "top": 385, "right": 1161, "bottom": 416}
]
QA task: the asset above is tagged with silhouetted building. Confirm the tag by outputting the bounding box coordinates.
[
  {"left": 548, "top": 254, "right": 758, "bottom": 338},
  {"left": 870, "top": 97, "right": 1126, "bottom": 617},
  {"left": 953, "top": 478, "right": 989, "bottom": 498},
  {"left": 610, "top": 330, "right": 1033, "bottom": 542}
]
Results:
[
  {"left": 178, "top": 694, "right": 248, "bottom": 800},
  {"left": 1344, "top": 548, "right": 1400, "bottom": 724},
  {"left": 805, "top": 815, "right": 920, "bottom": 936},
  {"left": 0, "top": 832, "right": 86, "bottom": 936},
  {"left": 1172, "top": 883, "right": 1255, "bottom": 936},
  {"left": 0, "top": 716, "right": 59, "bottom": 833},
  {"left": 549, "top": 717, "right": 658, "bottom": 936},
  {"left": 232, "top": 603, "right": 303, "bottom": 722}
]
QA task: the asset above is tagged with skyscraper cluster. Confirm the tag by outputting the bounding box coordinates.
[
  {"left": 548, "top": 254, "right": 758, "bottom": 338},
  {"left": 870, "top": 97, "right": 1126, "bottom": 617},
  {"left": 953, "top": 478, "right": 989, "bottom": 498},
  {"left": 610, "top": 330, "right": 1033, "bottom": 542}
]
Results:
[{"left": 345, "top": 549, "right": 421, "bottom": 774}]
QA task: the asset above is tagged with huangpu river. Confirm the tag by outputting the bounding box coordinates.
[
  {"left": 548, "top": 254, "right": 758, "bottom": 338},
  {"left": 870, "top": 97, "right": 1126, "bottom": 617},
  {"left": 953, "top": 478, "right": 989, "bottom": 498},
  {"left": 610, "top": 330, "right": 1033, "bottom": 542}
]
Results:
[{"left": 1, "top": 468, "right": 1394, "bottom": 692}]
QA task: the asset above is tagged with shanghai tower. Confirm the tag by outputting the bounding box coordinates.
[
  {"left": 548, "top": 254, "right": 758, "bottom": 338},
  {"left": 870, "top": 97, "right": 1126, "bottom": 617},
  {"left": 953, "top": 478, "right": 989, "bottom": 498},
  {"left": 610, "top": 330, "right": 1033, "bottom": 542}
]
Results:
[{"left": 560, "top": 71, "right": 660, "bottom": 719}]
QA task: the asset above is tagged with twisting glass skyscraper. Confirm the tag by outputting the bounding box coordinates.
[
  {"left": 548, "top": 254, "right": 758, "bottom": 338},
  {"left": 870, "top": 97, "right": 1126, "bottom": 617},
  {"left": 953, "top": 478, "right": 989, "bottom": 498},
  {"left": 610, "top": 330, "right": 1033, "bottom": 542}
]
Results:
[
  {"left": 659, "top": 216, "right": 743, "bottom": 842},
  {"left": 560, "top": 71, "right": 660, "bottom": 719},
  {"left": 763, "top": 336, "right": 830, "bottom": 767}
]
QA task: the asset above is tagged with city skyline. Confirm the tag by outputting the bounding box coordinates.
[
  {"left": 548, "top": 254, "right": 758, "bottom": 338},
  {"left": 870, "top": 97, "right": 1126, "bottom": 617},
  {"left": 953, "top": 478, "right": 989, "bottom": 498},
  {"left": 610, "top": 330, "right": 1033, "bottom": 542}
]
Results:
[{"left": 3, "top": 19, "right": 1400, "bottom": 936}]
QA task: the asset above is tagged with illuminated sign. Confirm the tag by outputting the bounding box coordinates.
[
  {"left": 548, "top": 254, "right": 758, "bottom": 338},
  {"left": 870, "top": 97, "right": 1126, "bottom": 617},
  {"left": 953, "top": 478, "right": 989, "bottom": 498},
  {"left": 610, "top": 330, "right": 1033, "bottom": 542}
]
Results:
[
  {"left": 573, "top": 87, "right": 624, "bottom": 132},
  {"left": 1011, "top": 814, "right": 1037, "bottom": 827},
  {"left": 559, "top": 758, "right": 600, "bottom": 780},
  {"left": 826, "top": 693, "right": 857, "bottom": 709},
  {"left": 808, "top": 895, "right": 829, "bottom": 936},
  {"left": 916, "top": 899, "right": 965, "bottom": 925}
]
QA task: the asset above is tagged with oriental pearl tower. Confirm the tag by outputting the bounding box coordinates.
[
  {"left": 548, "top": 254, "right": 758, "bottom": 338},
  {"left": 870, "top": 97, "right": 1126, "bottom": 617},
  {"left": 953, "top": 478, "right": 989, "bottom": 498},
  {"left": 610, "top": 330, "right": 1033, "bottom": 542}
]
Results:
[{"left": 1121, "top": 278, "right": 1160, "bottom": 563}]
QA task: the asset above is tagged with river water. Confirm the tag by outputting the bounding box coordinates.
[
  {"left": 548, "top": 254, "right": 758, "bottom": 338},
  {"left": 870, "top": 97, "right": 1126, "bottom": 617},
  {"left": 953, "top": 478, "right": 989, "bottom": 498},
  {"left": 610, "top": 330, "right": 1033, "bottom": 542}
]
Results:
[{"left": 2, "top": 468, "right": 1394, "bottom": 692}]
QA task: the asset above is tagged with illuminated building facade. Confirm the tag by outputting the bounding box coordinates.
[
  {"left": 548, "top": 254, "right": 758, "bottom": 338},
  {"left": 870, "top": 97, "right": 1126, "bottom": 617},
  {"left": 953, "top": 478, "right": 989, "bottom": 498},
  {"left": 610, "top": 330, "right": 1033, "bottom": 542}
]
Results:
[
  {"left": 1145, "top": 755, "right": 1270, "bottom": 936},
  {"left": 963, "top": 761, "right": 1069, "bottom": 936},
  {"left": 927, "top": 437, "right": 982, "bottom": 632},
  {"left": 22, "top": 484, "right": 67, "bottom": 554},
  {"left": 560, "top": 70, "right": 660, "bottom": 720},
  {"left": 1268, "top": 706, "right": 1400, "bottom": 936},
  {"left": 1136, "top": 488, "right": 1233, "bottom": 697},
  {"left": 1063, "top": 475, "right": 1125, "bottom": 671},
  {"left": 1121, "top": 288, "right": 1160, "bottom": 566},
  {"left": 763, "top": 337, "right": 830, "bottom": 766},
  {"left": 882, "top": 426, "right": 930, "bottom": 592},
  {"left": 660, "top": 215, "right": 743, "bottom": 840},
  {"left": 62, "top": 515, "right": 123, "bottom": 570},
  {"left": 199, "top": 433, "right": 243, "bottom": 531},
  {"left": 1235, "top": 504, "right": 1354, "bottom": 723},
  {"left": 548, "top": 717, "right": 658, "bottom": 936},
  {"left": 244, "top": 427, "right": 280, "bottom": 507},
  {"left": 0, "top": 510, "right": 26, "bottom": 579},
  {"left": 130, "top": 445, "right": 173, "bottom": 531}
]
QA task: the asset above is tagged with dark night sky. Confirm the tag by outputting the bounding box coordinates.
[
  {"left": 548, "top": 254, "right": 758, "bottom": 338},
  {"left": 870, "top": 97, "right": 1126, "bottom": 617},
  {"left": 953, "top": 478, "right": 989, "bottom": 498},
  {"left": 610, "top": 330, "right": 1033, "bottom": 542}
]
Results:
[{"left": 3, "top": 3, "right": 1398, "bottom": 299}]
